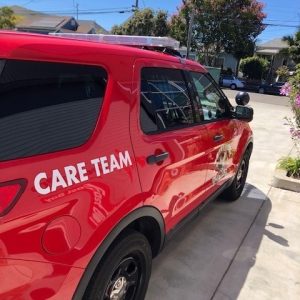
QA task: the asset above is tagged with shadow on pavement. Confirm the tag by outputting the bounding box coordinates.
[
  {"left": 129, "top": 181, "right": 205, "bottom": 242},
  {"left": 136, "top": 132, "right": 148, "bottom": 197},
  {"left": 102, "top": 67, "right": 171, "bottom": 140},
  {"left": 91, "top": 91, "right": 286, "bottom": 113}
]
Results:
[{"left": 146, "top": 183, "right": 272, "bottom": 300}]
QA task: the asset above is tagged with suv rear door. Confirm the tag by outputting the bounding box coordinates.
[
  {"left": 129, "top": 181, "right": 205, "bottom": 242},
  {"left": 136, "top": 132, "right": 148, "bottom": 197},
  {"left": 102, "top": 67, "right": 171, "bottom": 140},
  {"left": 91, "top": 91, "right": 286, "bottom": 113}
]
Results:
[{"left": 130, "top": 59, "right": 212, "bottom": 232}]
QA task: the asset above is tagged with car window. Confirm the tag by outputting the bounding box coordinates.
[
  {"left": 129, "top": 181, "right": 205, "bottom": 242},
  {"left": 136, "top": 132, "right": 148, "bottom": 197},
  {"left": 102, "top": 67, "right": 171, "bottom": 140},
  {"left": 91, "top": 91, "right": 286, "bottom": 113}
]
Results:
[
  {"left": 273, "top": 82, "right": 284, "bottom": 87},
  {"left": 190, "top": 72, "right": 229, "bottom": 121},
  {"left": 0, "top": 59, "right": 107, "bottom": 161},
  {"left": 223, "top": 75, "right": 234, "bottom": 80},
  {"left": 140, "top": 67, "right": 194, "bottom": 134}
]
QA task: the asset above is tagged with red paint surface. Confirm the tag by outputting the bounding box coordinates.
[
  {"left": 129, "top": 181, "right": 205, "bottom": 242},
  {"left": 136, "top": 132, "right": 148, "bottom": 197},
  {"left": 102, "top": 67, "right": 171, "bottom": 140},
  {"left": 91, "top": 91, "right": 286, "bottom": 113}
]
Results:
[{"left": 0, "top": 31, "right": 252, "bottom": 299}]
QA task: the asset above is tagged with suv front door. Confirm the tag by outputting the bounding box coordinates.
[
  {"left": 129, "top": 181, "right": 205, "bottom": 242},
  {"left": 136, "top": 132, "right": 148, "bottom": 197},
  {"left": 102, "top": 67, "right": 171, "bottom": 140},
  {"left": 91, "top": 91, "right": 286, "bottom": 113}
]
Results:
[
  {"left": 130, "top": 59, "right": 212, "bottom": 232},
  {"left": 188, "top": 71, "right": 239, "bottom": 195}
]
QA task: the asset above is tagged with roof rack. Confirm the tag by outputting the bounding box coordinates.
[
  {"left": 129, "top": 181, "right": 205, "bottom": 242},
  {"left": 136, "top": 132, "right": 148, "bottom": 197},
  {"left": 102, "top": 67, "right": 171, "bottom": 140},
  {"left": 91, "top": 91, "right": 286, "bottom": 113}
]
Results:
[{"left": 50, "top": 33, "right": 182, "bottom": 57}]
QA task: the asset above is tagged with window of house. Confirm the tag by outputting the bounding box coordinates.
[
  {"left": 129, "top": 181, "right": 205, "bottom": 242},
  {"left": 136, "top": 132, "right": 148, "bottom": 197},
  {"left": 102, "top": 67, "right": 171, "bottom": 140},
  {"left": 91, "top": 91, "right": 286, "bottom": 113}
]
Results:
[
  {"left": 0, "top": 59, "right": 107, "bottom": 161},
  {"left": 140, "top": 68, "right": 194, "bottom": 134}
]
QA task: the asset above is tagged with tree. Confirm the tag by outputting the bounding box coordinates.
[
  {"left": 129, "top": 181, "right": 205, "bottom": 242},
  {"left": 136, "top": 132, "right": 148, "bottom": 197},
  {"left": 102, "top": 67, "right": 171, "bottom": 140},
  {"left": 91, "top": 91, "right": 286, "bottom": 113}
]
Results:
[
  {"left": 170, "top": 0, "right": 266, "bottom": 67},
  {"left": 283, "top": 31, "right": 300, "bottom": 64},
  {"left": 240, "top": 56, "right": 269, "bottom": 79},
  {"left": 111, "top": 9, "right": 169, "bottom": 36},
  {"left": 0, "top": 6, "right": 16, "bottom": 29}
]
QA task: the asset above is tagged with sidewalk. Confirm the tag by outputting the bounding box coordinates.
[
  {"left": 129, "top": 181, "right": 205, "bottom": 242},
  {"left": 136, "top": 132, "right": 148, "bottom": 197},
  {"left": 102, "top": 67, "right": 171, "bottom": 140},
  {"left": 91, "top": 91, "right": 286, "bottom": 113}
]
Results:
[
  {"left": 209, "top": 99, "right": 300, "bottom": 300},
  {"left": 213, "top": 186, "right": 300, "bottom": 300},
  {"left": 146, "top": 95, "right": 300, "bottom": 300}
]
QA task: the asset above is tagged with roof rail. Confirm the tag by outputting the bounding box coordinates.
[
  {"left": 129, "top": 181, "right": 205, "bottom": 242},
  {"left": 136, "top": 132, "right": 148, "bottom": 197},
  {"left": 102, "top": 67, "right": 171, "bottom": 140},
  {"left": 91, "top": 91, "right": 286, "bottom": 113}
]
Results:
[{"left": 50, "top": 33, "right": 180, "bottom": 50}]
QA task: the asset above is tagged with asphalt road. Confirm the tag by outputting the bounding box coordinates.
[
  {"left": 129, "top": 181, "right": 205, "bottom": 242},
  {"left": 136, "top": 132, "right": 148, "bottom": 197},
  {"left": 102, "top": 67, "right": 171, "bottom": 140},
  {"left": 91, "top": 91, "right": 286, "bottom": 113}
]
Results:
[{"left": 223, "top": 88, "right": 290, "bottom": 107}]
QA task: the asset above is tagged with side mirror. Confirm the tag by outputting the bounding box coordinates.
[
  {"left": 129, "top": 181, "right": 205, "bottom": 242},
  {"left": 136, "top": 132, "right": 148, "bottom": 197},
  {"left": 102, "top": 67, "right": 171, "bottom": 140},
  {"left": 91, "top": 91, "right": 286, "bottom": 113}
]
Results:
[
  {"left": 235, "top": 91, "right": 250, "bottom": 106},
  {"left": 234, "top": 105, "right": 253, "bottom": 122}
]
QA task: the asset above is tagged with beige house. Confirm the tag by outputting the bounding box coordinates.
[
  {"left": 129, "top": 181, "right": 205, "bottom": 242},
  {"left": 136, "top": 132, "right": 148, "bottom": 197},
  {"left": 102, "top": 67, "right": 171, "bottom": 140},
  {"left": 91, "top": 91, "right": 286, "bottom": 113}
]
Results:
[{"left": 256, "top": 38, "right": 294, "bottom": 81}]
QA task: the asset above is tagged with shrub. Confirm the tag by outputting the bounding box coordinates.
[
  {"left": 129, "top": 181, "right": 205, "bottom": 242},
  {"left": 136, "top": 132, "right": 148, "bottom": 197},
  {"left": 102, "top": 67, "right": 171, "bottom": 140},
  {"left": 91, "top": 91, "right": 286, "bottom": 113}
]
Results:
[
  {"left": 278, "top": 157, "right": 300, "bottom": 178},
  {"left": 279, "top": 64, "right": 300, "bottom": 178},
  {"left": 240, "top": 56, "right": 269, "bottom": 80}
]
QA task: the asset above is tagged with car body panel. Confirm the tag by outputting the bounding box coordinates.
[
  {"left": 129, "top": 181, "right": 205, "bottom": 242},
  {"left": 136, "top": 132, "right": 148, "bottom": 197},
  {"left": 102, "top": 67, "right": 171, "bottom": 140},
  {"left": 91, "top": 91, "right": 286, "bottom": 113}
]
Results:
[
  {"left": 0, "top": 31, "right": 253, "bottom": 299},
  {"left": 221, "top": 75, "right": 245, "bottom": 89},
  {"left": 130, "top": 58, "right": 214, "bottom": 232},
  {"left": 258, "top": 82, "right": 285, "bottom": 95},
  {"left": 0, "top": 258, "right": 83, "bottom": 300}
]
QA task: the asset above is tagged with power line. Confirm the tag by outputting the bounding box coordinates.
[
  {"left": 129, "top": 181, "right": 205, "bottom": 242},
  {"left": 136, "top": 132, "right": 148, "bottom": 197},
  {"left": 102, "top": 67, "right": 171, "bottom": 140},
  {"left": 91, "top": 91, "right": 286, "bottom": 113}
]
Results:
[
  {"left": 267, "top": 19, "right": 300, "bottom": 23},
  {"left": 34, "top": 7, "right": 133, "bottom": 14},
  {"left": 16, "top": 8, "right": 134, "bottom": 16},
  {"left": 264, "top": 23, "right": 299, "bottom": 28}
]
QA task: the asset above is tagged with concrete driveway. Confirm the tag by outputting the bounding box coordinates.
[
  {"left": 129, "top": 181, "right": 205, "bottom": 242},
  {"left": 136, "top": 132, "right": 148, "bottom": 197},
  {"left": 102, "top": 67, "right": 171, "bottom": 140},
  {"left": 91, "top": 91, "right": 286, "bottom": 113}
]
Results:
[{"left": 146, "top": 92, "right": 300, "bottom": 300}]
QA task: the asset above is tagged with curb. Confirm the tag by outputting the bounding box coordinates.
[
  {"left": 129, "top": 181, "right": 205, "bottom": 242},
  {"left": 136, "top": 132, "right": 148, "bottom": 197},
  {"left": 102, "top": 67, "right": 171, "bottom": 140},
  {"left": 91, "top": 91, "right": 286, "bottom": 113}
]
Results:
[{"left": 271, "top": 168, "right": 300, "bottom": 193}]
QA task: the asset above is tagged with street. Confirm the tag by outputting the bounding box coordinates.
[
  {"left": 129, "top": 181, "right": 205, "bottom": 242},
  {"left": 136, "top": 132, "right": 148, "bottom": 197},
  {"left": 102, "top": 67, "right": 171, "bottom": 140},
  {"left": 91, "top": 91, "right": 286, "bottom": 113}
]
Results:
[
  {"left": 224, "top": 88, "right": 290, "bottom": 107},
  {"left": 146, "top": 91, "right": 300, "bottom": 300}
]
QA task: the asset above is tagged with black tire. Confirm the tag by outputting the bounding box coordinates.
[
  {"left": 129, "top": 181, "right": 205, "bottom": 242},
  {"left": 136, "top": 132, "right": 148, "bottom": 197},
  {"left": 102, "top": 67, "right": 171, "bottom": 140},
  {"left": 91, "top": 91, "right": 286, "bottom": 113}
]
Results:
[
  {"left": 220, "top": 151, "right": 250, "bottom": 201},
  {"left": 84, "top": 230, "right": 152, "bottom": 300},
  {"left": 230, "top": 84, "right": 237, "bottom": 90}
]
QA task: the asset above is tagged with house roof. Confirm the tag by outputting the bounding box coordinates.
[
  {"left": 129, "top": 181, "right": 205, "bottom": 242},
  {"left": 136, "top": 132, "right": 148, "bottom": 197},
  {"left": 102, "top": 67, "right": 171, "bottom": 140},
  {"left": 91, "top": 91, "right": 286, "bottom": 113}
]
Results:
[
  {"left": 256, "top": 38, "right": 289, "bottom": 55},
  {"left": 18, "top": 16, "right": 71, "bottom": 30},
  {"left": 77, "top": 20, "right": 108, "bottom": 34},
  {"left": 9, "top": 6, "right": 107, "bottom": 34},
  {"left": 257, "top": 38, "right": 288, "bottom": 50},
  {"left": 256, "top": 49, "right": 280, "bottom": 55},
  {"left": 11, "top": 6, "right": 72, "bottom": 30},
  {"left": 10, "top": 5, "right": 45, "bottom": 16}
]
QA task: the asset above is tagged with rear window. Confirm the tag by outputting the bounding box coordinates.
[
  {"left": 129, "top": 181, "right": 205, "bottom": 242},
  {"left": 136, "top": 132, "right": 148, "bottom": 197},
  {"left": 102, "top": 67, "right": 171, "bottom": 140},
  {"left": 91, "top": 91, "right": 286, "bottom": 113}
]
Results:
[{"left": 0, "top": 60, "right": 107, "bottom": 162}]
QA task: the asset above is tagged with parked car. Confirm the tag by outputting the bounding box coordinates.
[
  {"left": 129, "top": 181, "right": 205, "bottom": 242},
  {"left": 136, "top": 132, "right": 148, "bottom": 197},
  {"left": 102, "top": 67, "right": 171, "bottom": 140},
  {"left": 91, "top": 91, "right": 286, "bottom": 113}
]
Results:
[
  {"left": 258, "top": 82, "right": 285, "bottom": 95},
  {"left": 0, "top": 31, "right": 253, "bottom": 300},
  {"left": 220, "top": 74, "right": 245, "bottom": 90}
]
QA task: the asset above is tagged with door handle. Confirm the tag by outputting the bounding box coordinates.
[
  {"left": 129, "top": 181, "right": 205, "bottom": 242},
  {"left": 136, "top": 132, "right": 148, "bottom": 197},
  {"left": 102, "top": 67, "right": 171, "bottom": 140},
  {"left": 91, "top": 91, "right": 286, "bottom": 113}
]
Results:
[
  {"left": 213, "top": 134, "right": 224, "bottom": 142},
  {"left": 147, "top": 152, "right": 169, "bottom": 165}
]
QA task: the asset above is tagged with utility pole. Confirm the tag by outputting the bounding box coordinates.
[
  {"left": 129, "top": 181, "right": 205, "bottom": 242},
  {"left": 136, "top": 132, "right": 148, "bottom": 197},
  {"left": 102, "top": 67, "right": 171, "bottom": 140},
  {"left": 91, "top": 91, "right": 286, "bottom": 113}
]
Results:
[
  {"left": 133, "top": 0, "right": 139, "bottom": 11},
  {"left": 76, "top": 3, "right": 79, "bottom": 21},
  {"left": 186, "top": 11, "right": 194, "bottom": 59}
]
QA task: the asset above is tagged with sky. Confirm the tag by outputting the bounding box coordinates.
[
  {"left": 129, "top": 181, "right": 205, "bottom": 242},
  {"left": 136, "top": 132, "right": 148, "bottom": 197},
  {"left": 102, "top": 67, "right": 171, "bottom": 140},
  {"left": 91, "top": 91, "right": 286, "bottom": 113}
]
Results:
[{"left": 0, "top": 0, "right": 300, "bottom": 43}]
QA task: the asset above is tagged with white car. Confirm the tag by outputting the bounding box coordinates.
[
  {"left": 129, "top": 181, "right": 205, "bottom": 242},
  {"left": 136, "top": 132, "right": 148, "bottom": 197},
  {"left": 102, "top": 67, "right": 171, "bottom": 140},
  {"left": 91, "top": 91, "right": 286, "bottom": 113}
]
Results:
[{"left": 221, "top": 75, "right": 245, "bottom": 90}]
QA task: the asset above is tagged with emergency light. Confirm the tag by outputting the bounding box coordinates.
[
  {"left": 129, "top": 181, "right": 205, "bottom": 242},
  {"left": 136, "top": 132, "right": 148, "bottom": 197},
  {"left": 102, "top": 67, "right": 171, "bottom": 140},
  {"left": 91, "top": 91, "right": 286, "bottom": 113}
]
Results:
[{"left": 50, "top": 33, "right": 180, "bottom": 50}]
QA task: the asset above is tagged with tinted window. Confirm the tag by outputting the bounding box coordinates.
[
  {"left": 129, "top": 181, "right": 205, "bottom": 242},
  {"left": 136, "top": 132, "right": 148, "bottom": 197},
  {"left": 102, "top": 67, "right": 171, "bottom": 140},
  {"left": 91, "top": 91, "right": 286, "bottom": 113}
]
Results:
[
  {"left": 0, "top": 60, "right": 107, "bottom": 161},
  {"left": 140, "top": 68, "right": 194, "bottom": 133},
  {"left": 223, "top": 75, "right": 234, "bottom": 80},
  {"left": 190, "top": 72, "right": 229, "bottom": 121}
]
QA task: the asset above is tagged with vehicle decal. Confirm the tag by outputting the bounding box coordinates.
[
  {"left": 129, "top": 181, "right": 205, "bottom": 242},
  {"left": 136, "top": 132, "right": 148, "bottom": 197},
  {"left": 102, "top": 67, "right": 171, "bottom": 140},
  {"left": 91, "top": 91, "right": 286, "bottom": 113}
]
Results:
[
  {"left": 212, "top": 143, "right": 233, "bottom": 184},
  {"left": 34, "top": 151, "right": 132, "bottom": 195}
]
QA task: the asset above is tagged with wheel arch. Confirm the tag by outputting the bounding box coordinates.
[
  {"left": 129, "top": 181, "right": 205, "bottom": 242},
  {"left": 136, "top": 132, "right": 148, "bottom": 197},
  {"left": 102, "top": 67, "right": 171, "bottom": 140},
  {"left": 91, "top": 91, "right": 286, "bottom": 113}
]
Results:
[
  {"left": 233, "top": 132, "right": 253, "bottom": 167},
  {"left": 245, "top": 139, "right": 253, "bottom": 156},
  {"left": 72, "top": 206, "right": 165, "bottom": 300}
]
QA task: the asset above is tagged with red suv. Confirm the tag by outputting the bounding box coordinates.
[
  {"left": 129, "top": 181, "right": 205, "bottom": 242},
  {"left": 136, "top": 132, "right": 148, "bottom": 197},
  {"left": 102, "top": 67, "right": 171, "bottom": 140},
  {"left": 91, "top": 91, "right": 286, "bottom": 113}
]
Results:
[{"left": 0, "top": 31, "right": 253, "bottom": 300}]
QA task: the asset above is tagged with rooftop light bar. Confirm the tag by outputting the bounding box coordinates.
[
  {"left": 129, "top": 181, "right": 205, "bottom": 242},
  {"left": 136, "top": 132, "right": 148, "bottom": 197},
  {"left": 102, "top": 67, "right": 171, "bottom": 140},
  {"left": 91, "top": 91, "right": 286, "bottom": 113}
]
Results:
[{"left": 50, "top": 33, "right": 180, "bottom": 50}]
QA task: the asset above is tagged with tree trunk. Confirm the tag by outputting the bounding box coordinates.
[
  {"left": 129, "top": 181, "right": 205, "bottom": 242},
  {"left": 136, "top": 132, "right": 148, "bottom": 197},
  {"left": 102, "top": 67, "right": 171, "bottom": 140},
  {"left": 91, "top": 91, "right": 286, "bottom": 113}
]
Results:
[{"left": 235, "top": 58, "right": 241, "bottom": 77}]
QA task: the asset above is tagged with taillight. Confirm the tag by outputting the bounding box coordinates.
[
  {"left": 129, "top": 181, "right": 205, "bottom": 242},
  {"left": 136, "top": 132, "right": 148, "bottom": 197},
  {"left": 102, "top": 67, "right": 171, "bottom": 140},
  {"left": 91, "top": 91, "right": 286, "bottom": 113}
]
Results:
[{"left": 0, "top": 179, "right": 26, "bottom": 216}]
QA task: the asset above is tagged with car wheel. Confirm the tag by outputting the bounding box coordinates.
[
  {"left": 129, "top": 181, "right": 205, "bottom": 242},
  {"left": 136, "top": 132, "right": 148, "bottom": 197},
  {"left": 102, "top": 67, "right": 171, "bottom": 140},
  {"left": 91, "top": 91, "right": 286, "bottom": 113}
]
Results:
[
  {"left": 220, "top": 150, "right": 250, "bottom": 201},
  {"left": 230, "top": 84, "right": 237, "bottom": 90},
  {"left": 84, "top": 230, "right": 152, "bottom": 300},
  {"left": 258, "top": 87, "right": 265, "bottom": 94}
]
